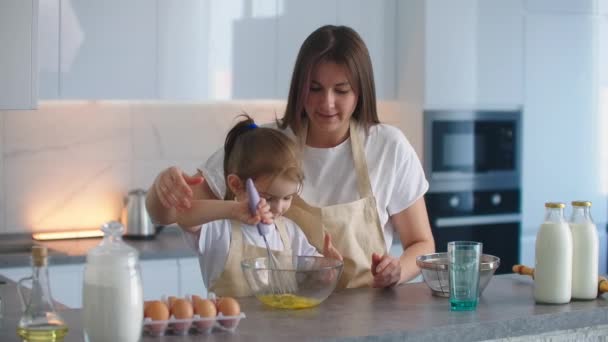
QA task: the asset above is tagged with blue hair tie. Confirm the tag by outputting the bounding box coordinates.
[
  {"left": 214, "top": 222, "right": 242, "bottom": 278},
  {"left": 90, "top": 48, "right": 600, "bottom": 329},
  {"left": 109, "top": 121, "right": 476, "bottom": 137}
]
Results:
[{"left": 247, "top": 123, "right": 258, "bottom": 130}]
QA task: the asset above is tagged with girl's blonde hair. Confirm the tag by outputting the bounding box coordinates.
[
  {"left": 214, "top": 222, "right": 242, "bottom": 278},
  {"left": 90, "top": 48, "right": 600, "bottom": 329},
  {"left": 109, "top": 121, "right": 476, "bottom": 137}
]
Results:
[{"left": 223, "top": 114, "right": 304, "bottom": 200}]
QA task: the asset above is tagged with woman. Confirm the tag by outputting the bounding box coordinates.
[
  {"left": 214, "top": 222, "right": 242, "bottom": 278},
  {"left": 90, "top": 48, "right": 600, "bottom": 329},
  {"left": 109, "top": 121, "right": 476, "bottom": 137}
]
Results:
[{"left": 146, "top": 25, "right": 434, "bottom": 288}]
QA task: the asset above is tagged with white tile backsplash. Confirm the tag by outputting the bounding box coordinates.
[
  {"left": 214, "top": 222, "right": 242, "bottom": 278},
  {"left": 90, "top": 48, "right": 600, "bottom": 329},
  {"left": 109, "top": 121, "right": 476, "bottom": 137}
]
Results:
[
  {"left": 0, "top": 100, "right": 403, "bottom": 234},
  {"left": 4, "top": 159, "right": 130, "bottom": 233},
  {"left": 4, "top": 101, "right": 131, "bottom": 162}
]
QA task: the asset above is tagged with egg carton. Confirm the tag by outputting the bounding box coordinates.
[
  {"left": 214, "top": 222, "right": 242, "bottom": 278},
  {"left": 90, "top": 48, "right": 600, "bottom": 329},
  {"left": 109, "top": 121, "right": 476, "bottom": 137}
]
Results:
[{"left": 142, "top": 312, "right": 246, "bottom": 336}]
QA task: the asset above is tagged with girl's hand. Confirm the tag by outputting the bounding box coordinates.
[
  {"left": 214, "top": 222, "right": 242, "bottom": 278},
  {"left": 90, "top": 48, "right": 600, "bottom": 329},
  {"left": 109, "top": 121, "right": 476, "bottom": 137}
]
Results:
[
  {"left": 154, "top": 167, "right": 204, "bottom": 210},
  {"left": 234, "top": 198, "right": 274, "bottom": 226},
  {"left": 371, "top": 253, "right": 401, "bottom": 288},
  {"left": 323, "top": 233, "right": 343, "bottom": 261}
]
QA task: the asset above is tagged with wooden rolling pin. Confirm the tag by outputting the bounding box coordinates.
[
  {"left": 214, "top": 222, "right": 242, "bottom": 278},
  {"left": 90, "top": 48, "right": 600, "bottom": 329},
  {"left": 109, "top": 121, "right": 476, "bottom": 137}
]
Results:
[{"left": 512, "top": 264, "right": 608, "bottom": 296}]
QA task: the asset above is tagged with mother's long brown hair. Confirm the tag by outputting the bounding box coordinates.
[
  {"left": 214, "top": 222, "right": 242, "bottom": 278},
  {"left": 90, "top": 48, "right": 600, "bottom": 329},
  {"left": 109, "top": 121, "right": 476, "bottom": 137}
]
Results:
[{"left": 278, "top": 25, "right": 380, "bottom": 136}]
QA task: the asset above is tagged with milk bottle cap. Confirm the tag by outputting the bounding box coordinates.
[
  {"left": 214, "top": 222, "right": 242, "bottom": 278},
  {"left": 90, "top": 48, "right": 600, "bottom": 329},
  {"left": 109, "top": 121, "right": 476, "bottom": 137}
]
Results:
[{"left": 86, "top": 221, "right": 139, "bottom": 267}]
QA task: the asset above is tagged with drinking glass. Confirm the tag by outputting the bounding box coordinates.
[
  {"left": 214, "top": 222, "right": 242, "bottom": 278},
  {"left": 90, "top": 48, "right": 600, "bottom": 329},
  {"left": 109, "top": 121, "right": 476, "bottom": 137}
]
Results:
[{"left": 448, "top": 241, "right": 482, "bottom": 311}]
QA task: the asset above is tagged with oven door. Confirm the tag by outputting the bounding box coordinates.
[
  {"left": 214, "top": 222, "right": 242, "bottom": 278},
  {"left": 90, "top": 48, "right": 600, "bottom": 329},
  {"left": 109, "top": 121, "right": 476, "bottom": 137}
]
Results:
[{"left": 431, "top": 216, "right": 520, "bottom": 275}]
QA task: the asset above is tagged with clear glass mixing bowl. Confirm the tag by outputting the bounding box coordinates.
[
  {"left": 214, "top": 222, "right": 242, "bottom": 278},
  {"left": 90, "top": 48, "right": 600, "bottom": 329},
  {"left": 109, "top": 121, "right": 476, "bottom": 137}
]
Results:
[{"left": 241, "top": 256, "right": 343, "bottom": 309}]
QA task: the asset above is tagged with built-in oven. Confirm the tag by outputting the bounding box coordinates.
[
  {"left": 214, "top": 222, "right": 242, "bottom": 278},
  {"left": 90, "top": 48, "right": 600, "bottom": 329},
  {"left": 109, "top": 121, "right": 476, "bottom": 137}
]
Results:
[
  {"left": 424, "top": 109, "right": 522, "bottom": 275},
  {"left": 424, "top": 110, "right": 521, "bottom": 191},
  {"left": 425, "top": 189, "right": 520, "bottom": 274}
]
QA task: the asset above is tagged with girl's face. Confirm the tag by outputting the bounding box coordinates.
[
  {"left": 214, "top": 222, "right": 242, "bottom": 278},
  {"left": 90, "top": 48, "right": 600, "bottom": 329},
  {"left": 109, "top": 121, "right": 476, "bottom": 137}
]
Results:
[
  {"left": 255, "top": 175, "right": 299, "bottom": 218},
  {"left": 304, "top": 61, "right": 358, "bottom": 147}
]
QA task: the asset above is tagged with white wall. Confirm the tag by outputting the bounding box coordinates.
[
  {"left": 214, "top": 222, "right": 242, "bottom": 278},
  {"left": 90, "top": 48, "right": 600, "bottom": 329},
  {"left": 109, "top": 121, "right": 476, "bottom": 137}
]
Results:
[{"left": 0, "top": 100, "right": 402, "bottom": 234}]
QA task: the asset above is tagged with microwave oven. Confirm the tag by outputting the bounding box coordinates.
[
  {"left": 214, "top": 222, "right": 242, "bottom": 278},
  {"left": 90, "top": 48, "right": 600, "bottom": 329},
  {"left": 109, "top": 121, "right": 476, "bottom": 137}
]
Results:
[{"left": 423, "top": 110, "right": 521, "bottom": 192}]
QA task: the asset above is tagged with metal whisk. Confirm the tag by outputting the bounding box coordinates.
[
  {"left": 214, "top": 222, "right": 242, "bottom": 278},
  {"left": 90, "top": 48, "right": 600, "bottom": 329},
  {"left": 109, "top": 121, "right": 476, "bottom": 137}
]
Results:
[{"left": 246, "top": 179, "right": 297, "bottom": 294}]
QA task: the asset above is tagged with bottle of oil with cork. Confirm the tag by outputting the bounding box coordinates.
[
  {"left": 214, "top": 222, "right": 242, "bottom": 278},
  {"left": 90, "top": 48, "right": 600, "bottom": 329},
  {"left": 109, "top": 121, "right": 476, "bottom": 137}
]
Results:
[{"left": 16, "top": 245, "right": 68, "bottom": 341}]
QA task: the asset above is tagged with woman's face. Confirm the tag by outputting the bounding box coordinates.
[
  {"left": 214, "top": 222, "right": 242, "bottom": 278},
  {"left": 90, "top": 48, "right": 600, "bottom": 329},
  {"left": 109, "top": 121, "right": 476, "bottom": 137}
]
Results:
[{"left": 304, "top": 61, "right": 358, "bottom": 147}]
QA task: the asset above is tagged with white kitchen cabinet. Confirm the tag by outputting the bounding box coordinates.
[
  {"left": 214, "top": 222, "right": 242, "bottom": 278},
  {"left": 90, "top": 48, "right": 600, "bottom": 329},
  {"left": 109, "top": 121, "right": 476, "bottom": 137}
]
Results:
[
  {"left": 276, "top": 0, "right": 398, "bottom": 100},
  {"left": 424, "top": 0, "right": 524, "bottom": 109},
  {"left": 48, "top": 264, "right": 84, "bottom": 308},
  {"left": 59, "top": 0, "right": 157, "bottom": 99},
  {"left": 36, "top": 0, "right": 400, "bottom": 100},
  {"left": 0, "top": 0, "right": 39, "bottom": 109},
  {"left": 522, "top": 13, "right": 606, "bottom": 234},
  {"left": 476, "top": 0, "right": 524, "bottom": 108},
  {"left": 140, "top": 259, "right": 179, "bottom": 300},
  {"left": 38, "top": 0, "right": 60, "bottom": 99},
  {"left": 157, "top": 0, "right": 211, "bottom": 100},
  {"left": 0, "top": 264, "right": 84, "bottom": 308},
  {"left": 337, "top": 0, "right": 397, "bottom": 99},
  {"left": 424, "top": 0, "right": 478, "bottom": 109},
  {"left": 276, "top": 0, "right": 337, "bottom": 100},
  {"left": 525, "top": 0, "right": 597, "bottom": 14},
  {"left": 177, "top": 257, "right": 206, "bottom": 298},
  {"left": 0, "top": 267, "right": 31, "bottom": 283}
]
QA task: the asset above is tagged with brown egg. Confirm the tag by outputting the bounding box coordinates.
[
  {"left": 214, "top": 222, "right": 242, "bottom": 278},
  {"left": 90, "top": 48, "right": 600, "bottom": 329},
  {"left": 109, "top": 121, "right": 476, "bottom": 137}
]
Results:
[
  {"left": 171, "top": 298, "right": 194, "bottom": 334},
  {"left": 171, "top": 298, "right": 194, "bottom": 319},
  {"left": 192, "top": 296, "right": 217, "bottom": 330},
  {"left": 144, "top": 300, "right": 169, "bottom": 320},
  {"left": 217, "top": 297, "right": 240, "bottom": 328},
  {"left": 193, "top": 298, "right": 216, "bottom": 317},
  {"left": 144, "top": 300, "right": 169, "bottom": 336}
]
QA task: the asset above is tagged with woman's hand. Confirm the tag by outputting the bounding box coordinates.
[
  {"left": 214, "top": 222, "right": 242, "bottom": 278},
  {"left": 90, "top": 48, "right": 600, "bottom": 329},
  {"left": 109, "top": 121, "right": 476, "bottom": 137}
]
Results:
[
  {"left": 322, "top": 233, "right": 343, "bottom": 261},
  {"left": 371, "top": 253, "right": 401, "bottom": 288},
  {"left": 153, "top": 167, "right": 204, "bottom": 210}
]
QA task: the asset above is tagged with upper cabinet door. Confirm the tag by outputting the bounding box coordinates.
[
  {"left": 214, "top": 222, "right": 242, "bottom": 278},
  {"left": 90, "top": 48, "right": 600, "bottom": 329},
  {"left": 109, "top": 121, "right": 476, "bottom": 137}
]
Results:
[
  {"left": 59, "top": 0, "right": 157, "bottom": 99},
  {"left": 227, "top": 0, "right": 279, "bottom": 99},
  {"left": 39, "top": 0, "right": 60, "bottom": 99},
  {"left": 157, "top": 0, "right": 280, "bottom": 100},
  {"left": 35, "top": 0, "right": 398, "bottom": 101},
  {"left": 337, "top": 0, "right": 397, "bottom": 99},
  {"left": 157, "top": 0, "right": 211, "bottom": 100},
  {"left": 525, "top": 0, "right": 598, "bottom": 13},
  {"left": 276, "top": 0, "right": 338, "bottom": 99},
  {"left": 424, "top": 0, "right": 478, "bottom": 109},
  {"left": 0, "top": 0, "right": 39, "bottom": 109},
  {"left": 424, "top": 0, "right": 524, "bottom": 109},
  {"left": 476, "top": 0, "right": 524, "bottom": 108}
]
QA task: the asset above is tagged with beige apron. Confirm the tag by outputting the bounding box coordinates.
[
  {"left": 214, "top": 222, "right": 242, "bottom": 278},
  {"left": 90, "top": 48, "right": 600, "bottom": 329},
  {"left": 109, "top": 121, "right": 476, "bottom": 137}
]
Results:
[
  {"left": 285, "top": 120, "right": 386, "bottom": 289},
  {"left": 210, "top": 218, "right": 292, "bottom": 297}
]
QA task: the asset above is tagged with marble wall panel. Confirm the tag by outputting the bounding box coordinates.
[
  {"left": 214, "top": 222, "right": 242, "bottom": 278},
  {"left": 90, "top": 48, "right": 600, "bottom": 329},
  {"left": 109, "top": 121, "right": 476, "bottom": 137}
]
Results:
[{"left": 3, "top": 101, "right": 132, "bottom": 232}]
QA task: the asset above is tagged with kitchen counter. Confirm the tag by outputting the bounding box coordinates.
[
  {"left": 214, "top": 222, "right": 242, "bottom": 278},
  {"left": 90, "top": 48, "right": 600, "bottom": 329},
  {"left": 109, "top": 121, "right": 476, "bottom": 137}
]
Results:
[
  {"left": 0, "top": 226, "right": 195, "bottom": 268},
  {"left": 2, "top": 274, "right": 608, "bottom": 341}
]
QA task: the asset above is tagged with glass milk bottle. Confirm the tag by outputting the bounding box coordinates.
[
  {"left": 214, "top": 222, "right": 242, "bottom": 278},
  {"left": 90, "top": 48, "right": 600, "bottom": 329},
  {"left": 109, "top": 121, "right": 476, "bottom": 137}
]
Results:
[
  {"left": 534, "top": 202, "right": 572, "bottom": 304},
  {"left": 82, "top": 221, "right": 143, "bottom": 342},
  {"left": 569, "top": 201, "right": 598, "bottom": 300}
]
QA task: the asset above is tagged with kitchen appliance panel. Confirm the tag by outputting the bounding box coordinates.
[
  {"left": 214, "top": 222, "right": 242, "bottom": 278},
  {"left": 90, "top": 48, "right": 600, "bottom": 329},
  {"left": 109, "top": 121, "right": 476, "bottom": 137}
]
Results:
[{"left": 431, "top": 223, "right": 519, "bottom": 275}]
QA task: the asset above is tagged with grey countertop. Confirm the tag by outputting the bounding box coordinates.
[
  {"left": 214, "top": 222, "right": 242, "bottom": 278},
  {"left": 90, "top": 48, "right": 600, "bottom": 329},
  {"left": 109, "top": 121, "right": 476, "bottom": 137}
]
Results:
[
  {"left": 2, "top": 274, "right": 608, "bottom": 341},
  {"left": 0, "top": 226, "right": 196, "bottom": 268}
]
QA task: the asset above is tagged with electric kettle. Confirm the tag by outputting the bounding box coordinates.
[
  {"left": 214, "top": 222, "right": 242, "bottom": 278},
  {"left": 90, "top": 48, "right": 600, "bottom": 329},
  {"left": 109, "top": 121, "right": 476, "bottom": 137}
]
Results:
[{"left": 121, "top": 189, "right": 157, "bottom": 239}]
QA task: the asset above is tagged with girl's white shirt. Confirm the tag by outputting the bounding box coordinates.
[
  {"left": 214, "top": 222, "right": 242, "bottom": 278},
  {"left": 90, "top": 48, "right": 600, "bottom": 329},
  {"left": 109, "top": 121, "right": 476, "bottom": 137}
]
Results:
[
  {"left": 200, "top": 122, "right": 429, "bottom": 252},
  {"left": 182, "top": 217, "right": 319, "bottom": 289}
]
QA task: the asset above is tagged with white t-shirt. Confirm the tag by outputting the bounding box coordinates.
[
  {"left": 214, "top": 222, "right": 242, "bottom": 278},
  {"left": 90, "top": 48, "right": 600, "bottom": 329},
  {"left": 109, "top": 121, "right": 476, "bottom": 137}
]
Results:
[
  {"left": 200, "top": 122, "right": 429, "bottom": 252},
  {"left": 183, "top": 218, "right": 319, "bottom": 289}
]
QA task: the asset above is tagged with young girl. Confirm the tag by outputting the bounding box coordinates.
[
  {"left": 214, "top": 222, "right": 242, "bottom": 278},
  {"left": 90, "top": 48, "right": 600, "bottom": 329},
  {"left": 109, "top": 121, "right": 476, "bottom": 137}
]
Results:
[{"left": 177, "top": 115, "right": 342, "bottom": 297}]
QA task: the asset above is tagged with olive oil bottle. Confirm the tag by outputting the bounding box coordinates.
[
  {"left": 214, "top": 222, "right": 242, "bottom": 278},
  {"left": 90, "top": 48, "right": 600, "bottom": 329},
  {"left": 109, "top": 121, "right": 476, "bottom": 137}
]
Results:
[{"left": 16, "top": 246, "right": 68, "bottom": 341}]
